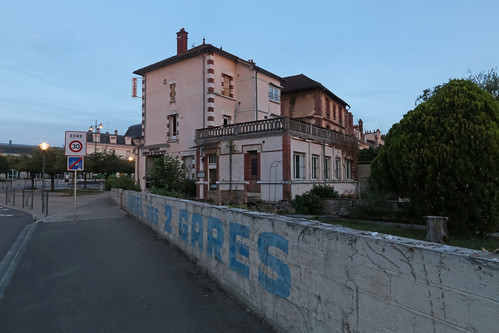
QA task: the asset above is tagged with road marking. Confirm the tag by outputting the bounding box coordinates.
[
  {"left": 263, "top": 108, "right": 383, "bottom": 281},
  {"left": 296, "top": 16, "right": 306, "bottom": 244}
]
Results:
[
  {"left": 0, "top": 222, "right": 38, "bottom": 299},
  {"left": 0, "top": 214, "right": 14, "bottom": 217}
]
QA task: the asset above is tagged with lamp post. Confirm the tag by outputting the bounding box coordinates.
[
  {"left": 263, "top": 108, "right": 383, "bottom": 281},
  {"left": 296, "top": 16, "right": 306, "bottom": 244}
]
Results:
[
  {"left": 89, "top": 119, "right": 103, "bottom": 153},
  {"left": 39, "top": 142, "right": 50, "bottom": 191}
]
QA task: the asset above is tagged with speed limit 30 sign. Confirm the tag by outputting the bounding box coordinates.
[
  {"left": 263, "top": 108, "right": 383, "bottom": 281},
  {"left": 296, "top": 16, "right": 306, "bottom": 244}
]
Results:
[{"left": 65, "top": 131, "right": 87, "bottom": 156}]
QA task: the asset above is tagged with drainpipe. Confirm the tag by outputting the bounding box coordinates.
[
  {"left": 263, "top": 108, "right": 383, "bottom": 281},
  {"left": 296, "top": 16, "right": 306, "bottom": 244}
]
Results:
[
  {"left": 323, "top": 141, "right": 327, "bottom": 186},
  {"left": 202, "top": 55, "right": 206, "bottom": 129},
  {"left": 254, "top": 68, "right": 258, "bottom": 121}
]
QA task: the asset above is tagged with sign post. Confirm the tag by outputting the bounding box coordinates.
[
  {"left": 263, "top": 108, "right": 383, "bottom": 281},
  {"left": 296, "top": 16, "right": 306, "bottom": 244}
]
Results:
[{"left": 65, "top": 131, "right": 87, "bottom": 221}]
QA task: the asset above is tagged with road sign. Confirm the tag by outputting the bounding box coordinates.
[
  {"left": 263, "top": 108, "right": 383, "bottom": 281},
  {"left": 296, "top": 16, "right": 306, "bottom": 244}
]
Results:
[
  {"left": 65, "top": 131, "right": 87, "bottom": 156},
  {"left": 68, "top": 156, "right": 84, "bottom": 171}
]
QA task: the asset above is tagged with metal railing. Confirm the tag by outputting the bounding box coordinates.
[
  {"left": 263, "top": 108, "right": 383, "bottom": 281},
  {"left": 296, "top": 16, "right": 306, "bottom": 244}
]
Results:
[{"left": 195, "top": 117, "right": 357, "bottom": 147}]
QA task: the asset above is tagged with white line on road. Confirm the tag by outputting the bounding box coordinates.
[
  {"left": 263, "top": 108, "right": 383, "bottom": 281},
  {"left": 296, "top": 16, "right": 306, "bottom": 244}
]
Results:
[{"left": 0, "top": 222, "right": 38, "bottom": 299}]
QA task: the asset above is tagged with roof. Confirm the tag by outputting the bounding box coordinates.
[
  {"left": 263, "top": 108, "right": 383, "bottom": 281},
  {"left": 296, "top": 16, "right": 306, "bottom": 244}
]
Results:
[
  {"left": 124, "top": 124, "right": 142, "bottom": 138},
  {"left": 0, "top": 143, "right": 38, "bottom": 155},
  {"left": 0, "top": 143, "right": 63, "bottom": 155},
  {"left": 282, "top": 74, "right": 349, "bottom": 108},
  {"left": 86, "top": 132, "right": 131, "bottom": 145},
  {"left": 133, "top": 43, "right": 282, "bottom": 82}
]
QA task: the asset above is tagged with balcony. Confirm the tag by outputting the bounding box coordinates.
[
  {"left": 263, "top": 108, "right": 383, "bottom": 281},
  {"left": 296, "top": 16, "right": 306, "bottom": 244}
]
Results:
[{"left": 195, "top": 117, "right": 357, "bottom": 147}]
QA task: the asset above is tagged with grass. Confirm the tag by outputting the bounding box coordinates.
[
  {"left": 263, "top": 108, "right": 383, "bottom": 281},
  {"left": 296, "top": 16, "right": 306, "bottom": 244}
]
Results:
[{"left": 317, "top": 217, "right": 499, "bottom": 252}]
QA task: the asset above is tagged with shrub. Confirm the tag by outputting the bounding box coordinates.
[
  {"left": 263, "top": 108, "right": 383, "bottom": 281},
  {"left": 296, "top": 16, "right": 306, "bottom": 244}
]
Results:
[
  {"left": 105, "top": 175, "right": 140, "bottom": 191},
  {"left": 291, "top": 185, "right": 339, "bottom": 215}
]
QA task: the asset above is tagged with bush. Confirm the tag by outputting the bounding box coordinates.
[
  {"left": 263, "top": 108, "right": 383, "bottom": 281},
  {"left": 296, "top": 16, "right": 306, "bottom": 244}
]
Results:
[
  {"left": 291, "top": 191, "right": 323, "bottom": 215},
  {"left": 371, "top": 79, "right": 499, "bottom": 233},
  {"left": 291, "top": 185, "right": 339, "bottom": 215},
  {"left": 105, "top": 175, "right": 140, "bottom": 191}
]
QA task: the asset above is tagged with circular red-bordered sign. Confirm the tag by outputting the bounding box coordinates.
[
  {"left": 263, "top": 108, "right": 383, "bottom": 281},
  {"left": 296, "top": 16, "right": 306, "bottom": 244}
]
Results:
[{"left": 69, "top": 140, "right": 83, "bottom": 153}]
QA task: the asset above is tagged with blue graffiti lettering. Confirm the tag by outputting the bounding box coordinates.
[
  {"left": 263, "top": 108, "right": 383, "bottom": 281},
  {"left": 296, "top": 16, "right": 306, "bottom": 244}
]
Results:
[
  {"left": 179, "top": 209, "right": 189, "bottom": 243},
  {"left": 229, "top": 222, "right": 249, "bottom": 278},
  {"left": 164, "top": 205, "right": 172, "bottom": 233},
  {"left": 257, "top": 232, "right": 291, "bottom": 298},
  {"left": 191, "top": 213, "right": 204, "bottom": 251},
  {"left": 207, "top": 217, "right": 224, "bottom": 262}
]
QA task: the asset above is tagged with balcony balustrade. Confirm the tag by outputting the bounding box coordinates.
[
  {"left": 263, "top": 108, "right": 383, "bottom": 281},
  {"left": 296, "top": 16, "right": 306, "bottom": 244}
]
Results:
[{"left": 195, "top": 117, "right": 356, "bottom": 147}]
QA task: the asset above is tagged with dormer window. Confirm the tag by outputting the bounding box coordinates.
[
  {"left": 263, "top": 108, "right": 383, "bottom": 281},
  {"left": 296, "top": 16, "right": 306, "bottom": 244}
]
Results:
[{"left": 110, "top": 136, "right": 117, "bottom": 144}]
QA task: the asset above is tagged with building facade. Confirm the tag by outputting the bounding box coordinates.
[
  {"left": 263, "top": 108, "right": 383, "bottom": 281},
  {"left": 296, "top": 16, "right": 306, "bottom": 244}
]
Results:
[
  {"left": 85, "top": 128, "right": 136, "bottom": 160},
  {"left": 134, "top": 29, "right": 359, "bottom": 203}
]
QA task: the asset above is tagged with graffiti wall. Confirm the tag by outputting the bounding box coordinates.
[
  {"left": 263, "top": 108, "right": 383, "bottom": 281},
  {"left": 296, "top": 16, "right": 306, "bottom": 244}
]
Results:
[{"left": 113, "top": 189, "right": 499, "bottom": 333}]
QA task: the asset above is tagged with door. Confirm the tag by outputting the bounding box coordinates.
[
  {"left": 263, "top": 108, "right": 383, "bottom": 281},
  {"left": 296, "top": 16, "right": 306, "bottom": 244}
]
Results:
[{"left": 246, "top": 151, "right": 260, "bottom": 193}]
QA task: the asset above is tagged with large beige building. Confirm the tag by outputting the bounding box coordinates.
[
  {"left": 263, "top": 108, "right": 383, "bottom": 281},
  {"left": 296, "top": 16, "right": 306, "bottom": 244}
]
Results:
[{"left": 133, "top": 29, "right": 359, "bottom": 203}]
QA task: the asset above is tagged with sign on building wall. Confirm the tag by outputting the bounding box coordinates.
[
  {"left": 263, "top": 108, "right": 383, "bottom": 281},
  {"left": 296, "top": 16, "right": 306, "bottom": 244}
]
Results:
[{"left": 132, "top": 77, "right": 138, "bottom": 98}]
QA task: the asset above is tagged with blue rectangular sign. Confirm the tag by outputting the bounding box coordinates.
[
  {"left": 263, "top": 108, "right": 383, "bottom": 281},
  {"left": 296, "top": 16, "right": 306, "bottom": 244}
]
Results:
[{"left": 67, "top": 156, "right": 84, "bottom": 171}]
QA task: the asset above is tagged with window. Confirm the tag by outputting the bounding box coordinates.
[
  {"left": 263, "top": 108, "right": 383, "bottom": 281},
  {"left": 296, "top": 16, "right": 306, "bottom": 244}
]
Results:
[
  {"left": 293, "top": 153, "right": 305, "bottom": 179},
  {"left": 168, "top": 114, "right": 178, "bottom": 140},
  {"left": 223, "top": 115, "right": 231, "bottom": 125},
  {"left": 339, "top": 106, "right": 343, "bottom": 125},
  {"left": 333, "top": 105, "right": 337, "bottom": 120},
  {"left": 326, "top": 98, "right": 330, "bottom": 119},
  {"left": 268, "top": 85, "right": 280, "bottom": 102},
  {"left": 344, "top": 159, "right": 352, "bottom": 180},
  {"left": 110, "top": 136, "right": 117, "bottom": 144},
  {"left": 183, "top": 156, "right": 194, "bottom": 179},
  {"left": 170, "top": 83, "right": 176, "bottom": 102},
  {"left": 311, "top": 155, "right": 319, "bottom": 180},
  {"left": 325, "top": 156, "right": 331, "bottom": 180},
  {"left": 222, "top": 74, "right": 232, "bottom": 97},
  {"left": 335, "top": 157, "right": 341, "bottom": 180},
  {"left": 208, "top": 153, "right": 217, "bottom": 190}
]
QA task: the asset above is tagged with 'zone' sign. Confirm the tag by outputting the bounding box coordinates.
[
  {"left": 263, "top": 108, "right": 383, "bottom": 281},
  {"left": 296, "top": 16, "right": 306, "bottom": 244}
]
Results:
[{"left": 65, "top": 131, "right": 87, "bottom": 156}]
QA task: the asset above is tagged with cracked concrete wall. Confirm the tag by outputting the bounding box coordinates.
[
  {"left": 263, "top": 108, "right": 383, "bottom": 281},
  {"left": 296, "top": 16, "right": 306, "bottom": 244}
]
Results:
[{"left": 113, "top": 189, "right": 499, "bottom": 333}]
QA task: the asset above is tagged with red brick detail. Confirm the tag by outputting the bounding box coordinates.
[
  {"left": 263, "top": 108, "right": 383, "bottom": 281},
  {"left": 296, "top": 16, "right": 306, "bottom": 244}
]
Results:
[
  {"left": 207, "top": 116, "right": 215, "bottom": 121},
  {"left": 207, "top": 68, "right": 215, "bottom": 74},
  {"left": 208, "top": 87, "right": 214, "bottom": 93},
  {"left": 207, "top": 97, "right": 215, "bottom": 103},
  {"left": 229, "top": 94, "right": 234, "bottom": 98},
  {"left": 207, "top": 59, "right": 215, "bottom": 65},
  {"left": 207, "top": 107, "right": 214, "bottom": 112},
  {"left": 207, "top": 78, "right": 215, "bottom": 83}
]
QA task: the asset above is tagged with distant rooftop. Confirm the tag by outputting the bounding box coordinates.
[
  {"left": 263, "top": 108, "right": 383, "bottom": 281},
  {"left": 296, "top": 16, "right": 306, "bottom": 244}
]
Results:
[{"left": 282, "top": 74, "right": 349, "bottom": 108}]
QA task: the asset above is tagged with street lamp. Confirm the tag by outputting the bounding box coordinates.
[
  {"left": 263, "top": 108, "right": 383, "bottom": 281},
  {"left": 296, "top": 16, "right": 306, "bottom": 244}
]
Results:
[
  {"left": 89, "top": 119, "right": 103, "bottom": 153},
  {"left": 39, "top": 142, "right": 50, "bottom": 191},
  {"left": 128, "top": 156, "right": 134, "bottom": 162}
]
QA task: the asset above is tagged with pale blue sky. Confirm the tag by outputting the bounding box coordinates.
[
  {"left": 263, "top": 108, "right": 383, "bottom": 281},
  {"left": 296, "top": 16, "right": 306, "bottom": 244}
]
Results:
[{"left": 1, "top": 0, "right": 498, "bottom": 146}]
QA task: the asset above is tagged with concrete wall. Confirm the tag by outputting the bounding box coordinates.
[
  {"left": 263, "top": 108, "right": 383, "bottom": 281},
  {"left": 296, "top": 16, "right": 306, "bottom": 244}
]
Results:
[{"left": 112, "top": 189, "right": 499, "bottom": 333}]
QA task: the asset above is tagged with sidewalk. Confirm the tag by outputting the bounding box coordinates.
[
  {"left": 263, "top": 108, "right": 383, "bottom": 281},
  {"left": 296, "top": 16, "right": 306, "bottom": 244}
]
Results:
[{"left": 0, "top": 185, "right": 119, "bottom": 222}]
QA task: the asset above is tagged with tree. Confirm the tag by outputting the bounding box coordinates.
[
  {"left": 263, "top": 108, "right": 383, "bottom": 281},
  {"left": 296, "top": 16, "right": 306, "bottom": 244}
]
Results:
[
  {"left": 415, "top": 68, "right": 499, "bottom": 105},
  {"left": 145, "top": 154, "right": 191, "bottom": 197},
  {"left": 468, "top": 68, "right": 499, "bottom": 102},
  {"left": 0, "top": 155, "right": 10, "bottom": 175},
  {"left": 371, "top": 79, "right": 499, "bottom": 233},
  {"left": 43, "top": 148, "right": 66, "bottom": 190},
  {"left": 86, "top": 150, "right": 134, "bottom": 178}
]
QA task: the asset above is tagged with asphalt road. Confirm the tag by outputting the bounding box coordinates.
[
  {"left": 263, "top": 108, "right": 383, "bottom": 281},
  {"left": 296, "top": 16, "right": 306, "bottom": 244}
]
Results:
[
  {"left": 0, "top": 198, "right": 273, "bottom": 332},
  {"left": 0, "top": 206, "right": 33, "bottom": 262}
]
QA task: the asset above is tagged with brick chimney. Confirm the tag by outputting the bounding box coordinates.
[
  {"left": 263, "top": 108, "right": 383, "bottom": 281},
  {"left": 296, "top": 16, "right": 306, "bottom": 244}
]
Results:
[{"left": 177, "top": 28, "right": 188, "bottom": 55}]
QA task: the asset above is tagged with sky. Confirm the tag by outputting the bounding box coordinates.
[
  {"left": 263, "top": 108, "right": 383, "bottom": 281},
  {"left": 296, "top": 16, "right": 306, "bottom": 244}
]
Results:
[{"left": 1, "top": 0, "right": 498, "bottom": 147}]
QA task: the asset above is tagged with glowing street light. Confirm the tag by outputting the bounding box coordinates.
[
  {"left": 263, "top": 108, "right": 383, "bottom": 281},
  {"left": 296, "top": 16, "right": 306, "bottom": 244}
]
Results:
[
  {"left": 39, "top": 142, "right": 50, "bottom": 191},
  {"left": 89, "top": 120, "right": 103, "bottom": 153}
]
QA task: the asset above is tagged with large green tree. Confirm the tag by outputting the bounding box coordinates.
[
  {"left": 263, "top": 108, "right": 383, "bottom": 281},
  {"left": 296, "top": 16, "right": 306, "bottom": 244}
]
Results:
[
  {"left": 371, "top": 79, "right": 499, "bottom": 233},
  {"left": 86, "top": 150, "right": 134, "bottom": 178},
  {"left": 145, "top": 154, "right": 194, "bottom": 197}
]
